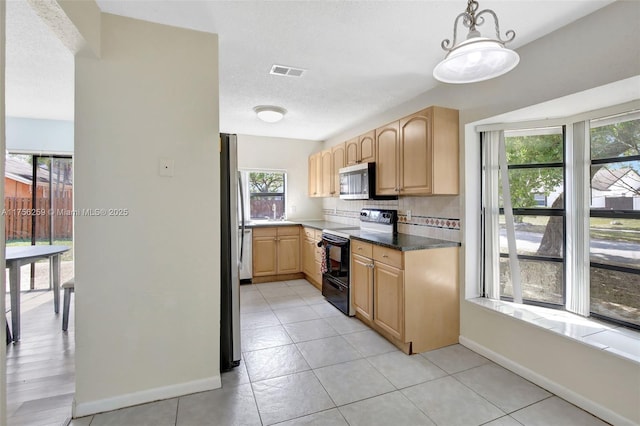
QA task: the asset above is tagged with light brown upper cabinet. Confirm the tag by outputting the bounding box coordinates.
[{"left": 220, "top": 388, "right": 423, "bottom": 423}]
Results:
[
  {"left": 375, "top": 122, "right": 400, "bottom": 196},
  {"left": 308, "top": 152, "right": 321, "bottom": 197},
  {"left": 320, "top": 149, "right": 333, "bottom": 197},
  {"left": 331, "top": 143, "right": 346, "bottom": 197},
  {"left": 376, "top": 106, "right": 459, "bottom": 196},
  {"left": 345, "top": 130, "right": 376, "bottom": 165}
]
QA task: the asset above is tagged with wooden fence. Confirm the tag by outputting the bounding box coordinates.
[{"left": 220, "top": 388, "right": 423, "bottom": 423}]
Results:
[
  {"left": 4, "top": 197, "right": 73, "bottom": 241},
  {"left": 250, "top": 198, "right": 285, "bottom": 220}
]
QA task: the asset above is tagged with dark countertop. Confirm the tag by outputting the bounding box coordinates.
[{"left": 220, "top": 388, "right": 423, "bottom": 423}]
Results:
[
  {"left": 349, "top": 230, "right": 461, "bottom": 251},
  {"left": 245, "top": 219, "right": 459, "bottom": 251}
]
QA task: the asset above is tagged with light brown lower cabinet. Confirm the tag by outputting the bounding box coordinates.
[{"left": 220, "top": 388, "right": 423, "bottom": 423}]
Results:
[
  {"left": 351, "top": 253, "right": 374, "bottom": 322},
  {"left": 373, "top": 261, "right": 404, "bottom": 341},
  {"left": 301, "top": 227, "right": 323, "bottom": 289},
  {"left": 350, "top": 240, "right": 459, "bottom": 354},
  {"left": 252, "top": 227, "right": 301, "bottom": 280}
]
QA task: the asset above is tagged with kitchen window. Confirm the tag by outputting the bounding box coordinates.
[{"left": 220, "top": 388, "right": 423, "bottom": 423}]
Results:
[
  {"left": 482, "top": 109, "right": 640, "bottom": 329},
  {"left": 241, "top": 170, "right": 287, "bottom": 220}
]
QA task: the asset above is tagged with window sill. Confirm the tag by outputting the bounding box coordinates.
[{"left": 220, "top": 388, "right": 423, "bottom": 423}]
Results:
[{"left": 467, "top": 297, "right": 640, "bottom": 365}]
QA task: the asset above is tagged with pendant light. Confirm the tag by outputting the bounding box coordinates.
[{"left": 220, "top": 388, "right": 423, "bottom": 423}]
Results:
[{"left": 433, "top": 0, "right": 519, "bottom": 84}]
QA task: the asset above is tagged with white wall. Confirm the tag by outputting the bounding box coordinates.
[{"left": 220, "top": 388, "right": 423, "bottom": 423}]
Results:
[
  {"left": 237, "top": 134, "right": 324, "bottom": 220},
  {"left": 6, "top": 117, "right": 73, "bottom": 154},
  {"left": 323, "top": 2, "right": 640, "bottom": 424},
  {"left": 74, "top": 13, "right": 220, "bottom": 416}
]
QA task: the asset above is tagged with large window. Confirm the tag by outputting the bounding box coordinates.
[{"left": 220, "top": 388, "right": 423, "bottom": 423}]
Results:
[
  {"left": 482, "top": 109, "right": 640, "bottom": 329},
  {"left": 243, "top": 171, "right": 287, "bottom": 220},
  {"left": 589, "top": 112, "right": 640, "bottom": 327},
  {"left": 494, "top": 127, "right": 565, "bottom": 306}
]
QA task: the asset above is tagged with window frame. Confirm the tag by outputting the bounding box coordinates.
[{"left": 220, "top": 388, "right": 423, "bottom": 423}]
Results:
[
  {"left": 587, "top": 113, "right": 640, "bottom": 327},
  {"left": 484, "top": 127, "right": 567, "bottom": 309},
  {"left": 480, "top": 105, "right": 640, "bottom": 330},
  {"left": 240, "top": 169, "right": 288, "bottom": 221}
]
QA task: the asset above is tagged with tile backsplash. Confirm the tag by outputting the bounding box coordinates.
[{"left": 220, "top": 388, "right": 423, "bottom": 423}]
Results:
[{"left": 322, "top": 195, "right": 461, "bottom": 242}]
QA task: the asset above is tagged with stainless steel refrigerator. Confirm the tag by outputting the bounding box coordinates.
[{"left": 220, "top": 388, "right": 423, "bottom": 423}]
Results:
[{"left": 220, "top": 133, "right": 244, "bottom": 371}]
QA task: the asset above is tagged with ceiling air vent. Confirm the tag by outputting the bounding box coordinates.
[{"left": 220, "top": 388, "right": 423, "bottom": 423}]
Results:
[{"left": 270, "top": 64, "right": 306, "bottom": 77}]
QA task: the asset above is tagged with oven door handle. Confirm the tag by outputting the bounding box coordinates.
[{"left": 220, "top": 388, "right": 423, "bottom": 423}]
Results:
[
  {"left": 325, "top": 277, "right": 345, "bottom": 292},
  {"left": 321, "top": 234, "right": 349, "bottom": 246}
]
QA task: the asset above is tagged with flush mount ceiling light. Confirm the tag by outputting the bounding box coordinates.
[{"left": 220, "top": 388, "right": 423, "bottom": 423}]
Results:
[
  {"left": 433, "top": 0, "right": 519, "bottom": 84},
  {"left": 254, "top": 105, "right": 287, "bottom": 123}
]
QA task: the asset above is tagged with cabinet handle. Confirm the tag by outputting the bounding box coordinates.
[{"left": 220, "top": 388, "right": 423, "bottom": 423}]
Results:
[
  {"left": 357, "top": 247, "right": 363, "bottom": 250},
  {"left": 382, "top": 254, "right": 388, "bottom": 258},
  {"left": 367, "top": 263, "right": 374, "bottom": 268}
]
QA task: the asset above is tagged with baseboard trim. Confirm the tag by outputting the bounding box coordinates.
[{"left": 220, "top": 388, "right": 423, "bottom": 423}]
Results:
[
  {"left": 459, "top": 336, "right": 636, "bottom": 426},
  {"left": 72, "top": 375, "right": 222, "bottom": 418}
]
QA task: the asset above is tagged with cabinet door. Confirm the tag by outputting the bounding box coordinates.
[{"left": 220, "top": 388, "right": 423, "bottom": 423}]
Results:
[
  {"left": 302, "top": 237, "right": 316, "bottom": 276},
  {"left": 253, "top": 236, "right": 277, "bottom": 276},
  {"left": 320, "top": 149, "right": 333, "bottom": 197},
  {"left": 308, "top": 153, "right": 320, "bottom": 197},
  {"left": 358, "top": 130, "right": 376, "bottom": 163},
  {"left": 277, "top": 235, "right": 301, "bottom": 274},
  {"left": 331, "top": 143, "right": 345, "bottom": 197},
  {"left": 373, "top": 262, "right": 404, "bottom": 341},
  {"left": 345, "top": 138, "right": 359, "bottom": 165},
  {"left": 375, "top": 122, "right": 400, "bottom": 196},
  {"left": 400, "top": 109, "right": 432, "bottom": 195},
  {"left": 351, "top": 254, "right": 374, "bottom": 321}
]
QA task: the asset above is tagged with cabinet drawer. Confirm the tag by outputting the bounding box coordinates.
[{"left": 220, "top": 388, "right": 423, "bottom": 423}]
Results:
[
  {"left": 278, "top": 226, "right": 300, "bottom": 236},
  {"left": 373, "top": 245, "right": 403, "bottom": 269},
  {"left": 351, "top": 240, "right": 373, "bottom": 258},
  {"left": 253, "top": 227, "right": 276, "bottom": 237}
]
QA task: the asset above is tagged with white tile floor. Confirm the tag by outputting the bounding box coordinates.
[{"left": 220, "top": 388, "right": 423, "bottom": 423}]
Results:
[{"left": 69, "top": 279, "right": 610, "bottom": 426}]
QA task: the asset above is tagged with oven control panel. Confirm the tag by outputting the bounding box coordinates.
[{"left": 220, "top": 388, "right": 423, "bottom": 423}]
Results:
[{"left": 359, "top": 209, "right": 398, "bottom": 225}]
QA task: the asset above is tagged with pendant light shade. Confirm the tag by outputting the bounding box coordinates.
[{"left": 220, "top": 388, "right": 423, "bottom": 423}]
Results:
[{"left": 434, "top": 1, "right": 519, "bottom": 84}]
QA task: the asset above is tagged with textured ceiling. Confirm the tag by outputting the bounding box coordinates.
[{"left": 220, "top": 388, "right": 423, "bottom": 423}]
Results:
[
  {"left": 7, "top": 0, "right": 617, "bottom": 140},
  {"left": 6, "top": 0, "right": 74, "bottom": 121}
]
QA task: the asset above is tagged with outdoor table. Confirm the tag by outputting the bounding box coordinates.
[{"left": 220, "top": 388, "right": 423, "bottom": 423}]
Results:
[{"left": 5, "top": 245, "right": 71, "bottom": 342}]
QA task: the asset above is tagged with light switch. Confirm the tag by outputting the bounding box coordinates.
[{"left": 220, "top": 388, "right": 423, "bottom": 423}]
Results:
[
  {"left": 159, "top": 158, "right": 174, "bottom": 177},
  {"left": 406, "top": 210, "right": 412, "bottom": 220}
]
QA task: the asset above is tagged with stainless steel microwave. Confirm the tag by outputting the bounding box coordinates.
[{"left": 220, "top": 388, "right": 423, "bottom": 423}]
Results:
[{"left": 339, "top": 163, "right": 396, "bottom": 200}]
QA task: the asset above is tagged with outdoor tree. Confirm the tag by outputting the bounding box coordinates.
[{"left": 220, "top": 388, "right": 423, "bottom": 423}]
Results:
[
  {"left": 248, "top": 172, "right": 285, "bottom": 219},
  {"left": 249, "top": 172, "right": 284, "bottom": 193},
  {"left": 503, "top": 133, "right": 564, "bottom": 209},
  {"left": 591, "top": 119, "right": 640, "bottom": 161},
  {"left": 590, "top": 118, "right": 640, "bottom": 196},
  {"left": 503, "top": 133, "right": 564, "bottom": 256}
]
